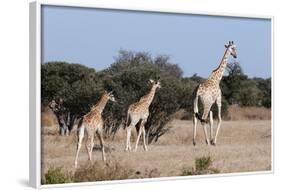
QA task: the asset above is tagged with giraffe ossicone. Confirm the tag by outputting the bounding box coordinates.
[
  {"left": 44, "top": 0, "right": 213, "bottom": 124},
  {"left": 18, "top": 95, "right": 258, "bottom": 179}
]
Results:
[{"left": 192, "top": 41, "right": 237, "bottom": 146}]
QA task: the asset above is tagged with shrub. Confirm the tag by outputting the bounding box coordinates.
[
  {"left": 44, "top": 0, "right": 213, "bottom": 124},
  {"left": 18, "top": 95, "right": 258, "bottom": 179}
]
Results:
[
  {"left": 44, "top": 167, "right": 71, "bottom": 184},
  {"left": 73, "top": 160, "right": 133, "bottom": 182},
  {"left": 195, "top": 156, "right": 212, "bottom": 171},
  {"left": 181, "top": 156, "right": 220, "bottom": 176}
]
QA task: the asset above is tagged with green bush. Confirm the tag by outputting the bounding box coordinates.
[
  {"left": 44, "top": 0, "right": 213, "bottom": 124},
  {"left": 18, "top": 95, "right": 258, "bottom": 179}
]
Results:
[
  {"left": 181, "top": 156, "right": 220, "bottom": 176},
  {"left": 195, "top": 156, "right": 212, "bottom": 171},
  {"left": 44, "top": 167, "right": 71, "bottom": 184}
]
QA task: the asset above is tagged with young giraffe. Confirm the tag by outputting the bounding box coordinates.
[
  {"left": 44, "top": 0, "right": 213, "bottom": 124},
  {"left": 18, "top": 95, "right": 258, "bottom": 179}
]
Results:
[
  {"left": 74, "top": 91, "right": 116, "bottom": 168},
  {"left": 125, "top": 79, "right": 161, "bottom": 152},
  {"left": 193, "top": 41, "right": 237, "bottom": 146}
]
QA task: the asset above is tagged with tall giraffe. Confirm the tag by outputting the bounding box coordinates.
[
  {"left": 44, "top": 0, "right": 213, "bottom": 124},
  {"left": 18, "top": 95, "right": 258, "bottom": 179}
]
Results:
[
  {"left": 125, "top": 79, "right": 161, "bottom": 152},
  {"left": 193, "top": 41, "right": 237, "bottom": 146},
  {"left": 74, "top": 91, "right": 116, "bottom": 168}
]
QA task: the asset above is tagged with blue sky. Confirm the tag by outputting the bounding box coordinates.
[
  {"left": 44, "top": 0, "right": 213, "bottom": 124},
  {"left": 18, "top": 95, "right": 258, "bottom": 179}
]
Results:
[{"left": 42, "top": 5, "right": 271, "bottom": 78}]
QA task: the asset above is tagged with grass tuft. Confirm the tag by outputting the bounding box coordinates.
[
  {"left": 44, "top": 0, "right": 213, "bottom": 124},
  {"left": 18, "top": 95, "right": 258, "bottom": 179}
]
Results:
[
  {"left": 181, "top": 156, "right": 220, "bottom": 176},
  {"left": 73, "top": 160, "right": 134, "bottom": 182},
  {"left": 195, "top": 156, "right": 212, "bottom": 171}
]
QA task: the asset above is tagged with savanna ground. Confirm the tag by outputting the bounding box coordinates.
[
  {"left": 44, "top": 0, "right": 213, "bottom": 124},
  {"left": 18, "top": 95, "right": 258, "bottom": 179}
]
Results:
[{"left": 41, "top": 106, "right": 271, "bottom": 184}]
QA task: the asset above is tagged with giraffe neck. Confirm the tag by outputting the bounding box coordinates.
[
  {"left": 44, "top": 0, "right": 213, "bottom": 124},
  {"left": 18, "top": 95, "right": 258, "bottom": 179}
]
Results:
[
  {"left": 209, "top": 49, "right": 231, "bottom": 83},
  {"left": 91, "top": 94, "right": 109, "bottom": 114},
  {"left": 141, "top": 85, "right": 157, "bottom": 107}
]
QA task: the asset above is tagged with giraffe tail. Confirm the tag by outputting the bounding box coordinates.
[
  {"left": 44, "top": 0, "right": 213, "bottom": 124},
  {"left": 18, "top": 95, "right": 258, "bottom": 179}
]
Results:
[
  {"left": 193, "top": 89, "right": 206, "bottom": 123},
  {"left": 195, "top": 112, "right": 203, "bottom": 122}
]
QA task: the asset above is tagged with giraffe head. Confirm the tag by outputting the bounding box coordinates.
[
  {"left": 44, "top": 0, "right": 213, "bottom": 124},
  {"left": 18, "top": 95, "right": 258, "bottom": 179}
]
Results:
[
  {"left": 225, "top": 41, "right": 237, "bottom": 58},
  {"left": 149, "top": 79, "right": 161, "bottom": 89},
  {"left": 105, "top": 91, "right": 116, "bottom": 102}
]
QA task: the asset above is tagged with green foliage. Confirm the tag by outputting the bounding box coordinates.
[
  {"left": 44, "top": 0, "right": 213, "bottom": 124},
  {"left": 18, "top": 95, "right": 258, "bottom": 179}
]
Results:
[
  {"left": 102, "top": 51, "right": 186, "bottom": 142},
  {"left": 222, "top": 62, "right": 247, "bottom": 105},
  {"left": 239, "top": 80, "right": 262, "bottom": 106},
  {"left": 222, "top": 62, "right": 271, "bottom": 108},
  {"left": 181, "top": 156, "right": 220, "bottom": 176},
  {"left": 41, "top": 62, "right": 98, "bottom": 115},
  {"left": 195, "top": 156, "right": 212, "bottom": 171},
  {"left": 255, "top": 77, "right": 271, "bottom": 108},
  {"left": 44, "top": 167, "right": 71, "bottom": 184}
]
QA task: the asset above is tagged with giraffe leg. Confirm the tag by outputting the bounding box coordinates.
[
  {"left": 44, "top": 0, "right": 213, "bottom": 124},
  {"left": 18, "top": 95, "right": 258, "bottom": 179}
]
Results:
[
  {"left": 125, "top": 125, "right": 133, "bottom": 151},
  {"left": 212, "top": 99, "right": 222, "bottom": 145},
  {"left": 134, "top": 125, "right": 143, "bottom": 152},
  {"left": 74, "top": 125, "right": 85, "bottom": 169},
  {"left": 201, "top": 105, "right": 212, "bottom": 145},
  {"left": 193, "top": 113, "right": 198, "bottom": 146},
  {"left": 96, "top": 130, "right": 106, "bottom": 162},
  {"left": 86, "top": 132, "right": 94, "bottom": 162},
  {"left": 142, "top": 125, "right": 148, "bottom": 151},
  {"left": 202, "top": 122, "right": 210, "bottom": 145},
  {"left": 209, "top": 111, "right": 214, "bottom": 143}
]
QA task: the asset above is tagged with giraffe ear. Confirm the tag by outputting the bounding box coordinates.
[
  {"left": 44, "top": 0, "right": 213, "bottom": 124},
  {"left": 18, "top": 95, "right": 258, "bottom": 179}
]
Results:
[{"left": 149, "top": 79, "right": 154, "bottom": 83}]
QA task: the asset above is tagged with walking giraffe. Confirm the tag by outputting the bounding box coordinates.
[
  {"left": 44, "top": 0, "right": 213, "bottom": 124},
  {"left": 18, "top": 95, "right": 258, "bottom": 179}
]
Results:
[
  {"left": 125, "top": 79, "right": 161, "bottom": 152},
  {"left": 74, "top": 91, "right": 116, "bottom": 168},
  {"left": 193, "top": 41, "right": 237, "bottom": 146}
]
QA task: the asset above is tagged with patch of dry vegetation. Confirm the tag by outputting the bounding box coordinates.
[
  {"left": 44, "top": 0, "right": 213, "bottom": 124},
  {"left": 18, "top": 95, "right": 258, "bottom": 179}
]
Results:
[
  {"left": 42, "top": 159, "right": 162, "bottom": 184},
  {"left": 41, "top": 117, "right": 271, "bottom": 184},
  {"left": 170, "top": 106, "right": 271, "bottom": 122},
  {"left": 227, "top": 106, "right": 271, "bottom": 120},
  {"left": 181, "top": 156, "right": 220, "bottom": 176},
  {"left": 41, "top": 107, "right": 57, "bottom": 127},
  {"left": 73, "top": 160, "right": 134, "bottom": 182}
]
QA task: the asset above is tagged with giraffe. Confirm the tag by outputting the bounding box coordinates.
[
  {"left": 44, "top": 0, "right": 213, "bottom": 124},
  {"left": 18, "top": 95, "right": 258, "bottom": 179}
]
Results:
[
  {"left": 74, "top": 91, "right": 116, "bottom": 168},
  {"left": 193, "top": 41, "right": 237, "bottom": 146},
  {"left": 125, "top": 79, "right": 161, "bottom": 152}
]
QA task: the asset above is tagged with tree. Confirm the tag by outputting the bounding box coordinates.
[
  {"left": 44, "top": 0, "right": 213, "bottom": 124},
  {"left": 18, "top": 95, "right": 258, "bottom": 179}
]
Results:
[
  {"left": 254, "top": 77, "right": 271, "bottom": 108},
  {"left": 221, "top": 62, "right": 247, "bottom": 105},
  {"left": 102, "top": 51, "right": 186, "bottom": 143},
  {"left": 41, "top": 62, "right": 97, "bottom": 135},
  {"left": 154, "top": 55, "right": 183, "bottom": 78},
  {"left": 239, "top": 80, "right": 262, "bottom": 106}
]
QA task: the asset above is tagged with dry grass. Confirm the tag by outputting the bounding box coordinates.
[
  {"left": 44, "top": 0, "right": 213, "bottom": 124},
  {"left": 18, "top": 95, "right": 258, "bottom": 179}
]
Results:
[
  {"left": 41, "top": 108, "right": 57, "bottom": 127},
  {"left": 73, "top": 160, "right": 134, "bottom": 182},
  {"left": 170, "top": 106, "right": 271, "bottom": 121},
  {"left": 227, "top": 106, "right": 271, "bottom": 120},
  {"left": 41, "top": 118, "right": 271, "bottom": 184}
]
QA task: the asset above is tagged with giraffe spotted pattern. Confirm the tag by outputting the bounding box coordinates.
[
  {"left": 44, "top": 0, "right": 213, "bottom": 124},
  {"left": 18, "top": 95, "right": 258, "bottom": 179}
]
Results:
[{"left": 193, "top": 41, "right": 237, "bottom": 146}]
